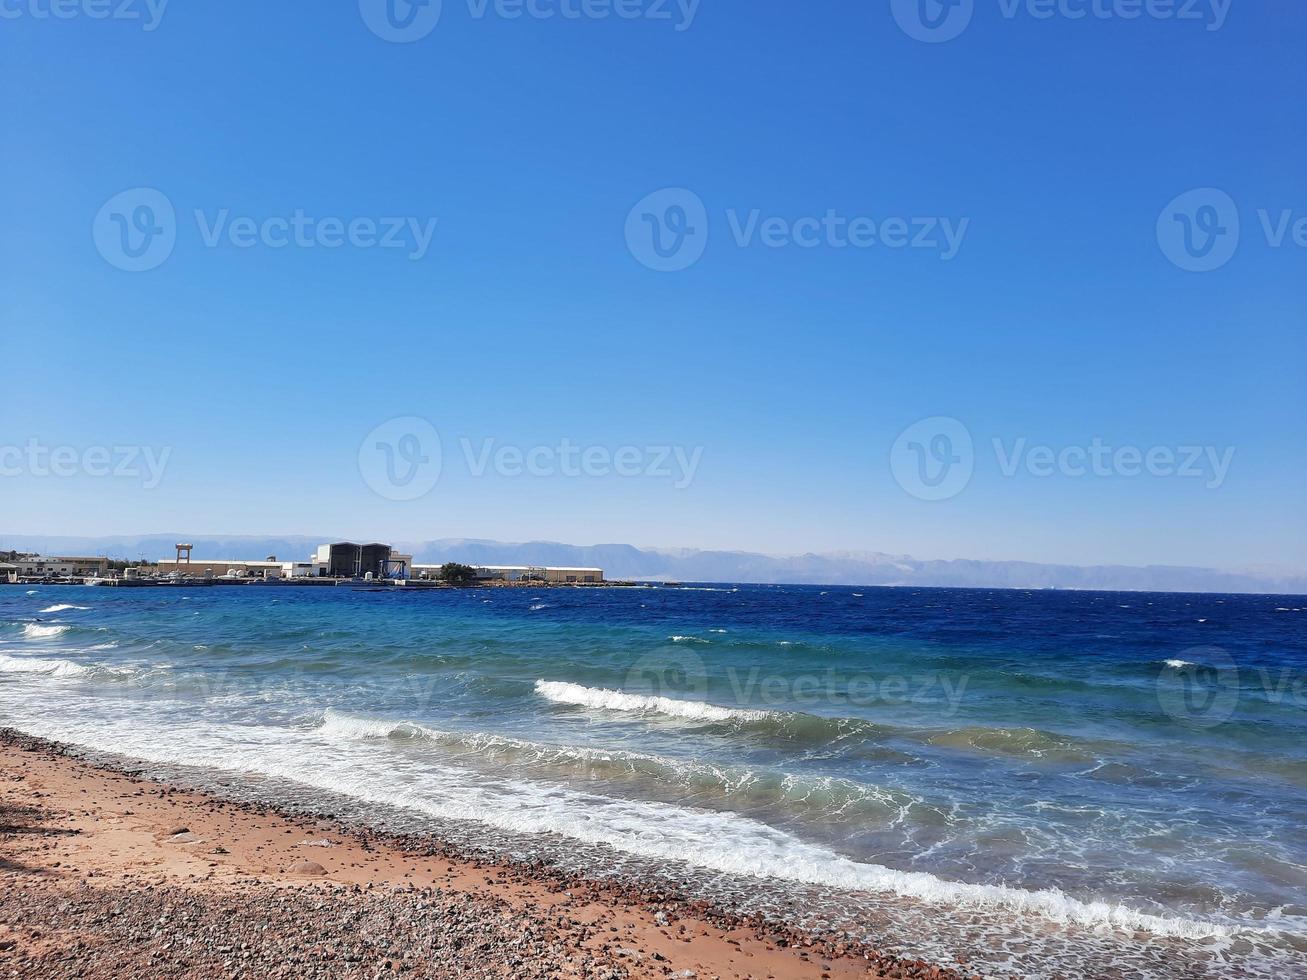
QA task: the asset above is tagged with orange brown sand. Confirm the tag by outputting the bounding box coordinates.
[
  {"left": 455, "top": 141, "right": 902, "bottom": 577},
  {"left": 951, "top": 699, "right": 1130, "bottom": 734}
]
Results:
[{"left": 0, "top": 729, "right": 971, "bottom": 979}]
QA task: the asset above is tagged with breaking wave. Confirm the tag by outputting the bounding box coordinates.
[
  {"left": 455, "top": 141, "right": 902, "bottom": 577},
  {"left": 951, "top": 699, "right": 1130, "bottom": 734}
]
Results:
[
  {"left": 315, "top": 709, "right": 920, "bottom": 820},
  {"left": 23, "top": 623, "right": 71, "bottom": 639},
  {"left": 0, "top": 653, "right": 134, "bottom": 680},
  {"left": 534, "top": 680, "right": 768, "bottom": 723}
]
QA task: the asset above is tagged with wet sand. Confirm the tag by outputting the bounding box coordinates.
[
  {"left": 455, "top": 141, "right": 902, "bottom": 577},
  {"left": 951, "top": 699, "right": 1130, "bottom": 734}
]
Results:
[{"left": 0, "top": 729, "right": 971, "bottom": 979}]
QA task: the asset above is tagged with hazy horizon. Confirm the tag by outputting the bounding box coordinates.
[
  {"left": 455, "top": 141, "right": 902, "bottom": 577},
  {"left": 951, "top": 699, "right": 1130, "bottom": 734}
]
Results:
[
  {"left": 5, "top": 530, "right": 1306, "bottom": 595},
  {"left": 5, "top": 526, "right": 1306, "bottom": 571}
]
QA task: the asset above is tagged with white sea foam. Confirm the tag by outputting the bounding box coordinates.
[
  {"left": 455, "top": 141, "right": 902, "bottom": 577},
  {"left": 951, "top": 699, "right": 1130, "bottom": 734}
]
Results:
[
  {"left": 0, "top": 651, "right": 146, "bottom": 680},
  {"left": 318, "top": 708, "right": 430, "bottom": 741},
  {"left": 535, "top": 680, "right": 769, "bottom": 723},
  {"left": 39, "top": 604, "right": 90, "bottom": 613},
  {"left": 0, "top": 654, "right": 97, "bottom": 678},
  {"left": 316, "top": 709, "right": 913, "bottom": 817},
  {"left": 0, "top": 709, "right": 1261, "bottom": 946},
  {"left": 669, "top": 635, "right": 709, "bottom": 644},
  {"left": 23, "top": 623, "right": 70, "bottom": 639},
  {"left": 1163, "top": 659, "right": 1195, "bottom": 669}
]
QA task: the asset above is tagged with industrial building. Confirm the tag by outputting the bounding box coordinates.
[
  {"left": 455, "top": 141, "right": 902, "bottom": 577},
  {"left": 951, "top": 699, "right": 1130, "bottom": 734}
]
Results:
[{"left": 312, "top": 543, "right": 412, "bottom": 579}]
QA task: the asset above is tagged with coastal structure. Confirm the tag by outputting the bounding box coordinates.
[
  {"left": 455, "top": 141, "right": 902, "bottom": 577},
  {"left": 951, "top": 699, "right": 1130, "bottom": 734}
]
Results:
[
  {"left": 152, "top": 558, "right": 290, "bottom": 580},
  {"left": 151, "top": 542, "right": 407, "bottom": 580},
  {"left": 149, "top": 543, "right": 601, "bottom": 584},
  {"left": 2, "top": 555, "right": 109, "bottom": 579},
  {"left": 4, "top": 543, "right": 602, "bottom": 585},
  {"left": 411, "top": 564, "right": 604, "bottom": 584},
  {"left": 312, "top": 542, "right": 413, "bottom": 580}
]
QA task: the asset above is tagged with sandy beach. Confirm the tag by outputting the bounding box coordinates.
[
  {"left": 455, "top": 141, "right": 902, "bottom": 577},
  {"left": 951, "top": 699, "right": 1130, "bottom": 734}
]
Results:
[{"left": 0, "top": 729, "right": 969, "bottom": 979}]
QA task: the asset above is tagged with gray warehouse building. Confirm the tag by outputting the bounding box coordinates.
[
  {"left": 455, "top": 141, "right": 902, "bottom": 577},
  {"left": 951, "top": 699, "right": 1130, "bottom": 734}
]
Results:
[{"left": 313, "top": 543, "right": 410, "bottom": 579}]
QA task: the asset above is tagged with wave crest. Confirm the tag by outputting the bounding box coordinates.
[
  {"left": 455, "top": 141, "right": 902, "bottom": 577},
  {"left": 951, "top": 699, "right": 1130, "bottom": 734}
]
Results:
[
  {"left": 316, "top": 709, "right": 920, "bottom": 820},
  {"left": 534, "top": 680, "right": 766, "bottom": 723},
  {"left": 23, "top": 623, "right": 71, "bottom": 639},
  {"left": 0, "top": 653, "right": 134, "bottom": 680}
]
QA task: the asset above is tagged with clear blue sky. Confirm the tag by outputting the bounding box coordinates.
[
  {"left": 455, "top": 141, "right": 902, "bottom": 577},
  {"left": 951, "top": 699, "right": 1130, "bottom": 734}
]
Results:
[{"left": 2, "top": 2, "right": 1303, "bottom": 569}]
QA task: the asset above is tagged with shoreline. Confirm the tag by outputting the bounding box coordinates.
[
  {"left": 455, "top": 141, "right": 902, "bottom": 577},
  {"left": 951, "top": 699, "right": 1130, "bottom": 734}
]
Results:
[{"left": 0, "top": 729, "right": 971, "bottom": 979}]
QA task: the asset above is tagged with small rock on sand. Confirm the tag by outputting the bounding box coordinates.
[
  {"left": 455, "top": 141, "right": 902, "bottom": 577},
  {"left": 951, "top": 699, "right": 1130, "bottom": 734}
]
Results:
[{"left": 288, "top": 860, "right": 327, "bottom": 876}]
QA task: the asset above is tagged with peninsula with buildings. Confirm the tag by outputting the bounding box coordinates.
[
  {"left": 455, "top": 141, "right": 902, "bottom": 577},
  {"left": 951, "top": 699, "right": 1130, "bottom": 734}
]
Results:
[{"left": 1, "top": 542, "right": 605, "bottom": 587}]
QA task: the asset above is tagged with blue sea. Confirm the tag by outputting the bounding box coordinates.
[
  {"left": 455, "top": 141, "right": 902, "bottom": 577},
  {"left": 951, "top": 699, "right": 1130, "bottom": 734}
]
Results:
[{"left": 2, "top": 583, "right": 1305, "bottom": 977}]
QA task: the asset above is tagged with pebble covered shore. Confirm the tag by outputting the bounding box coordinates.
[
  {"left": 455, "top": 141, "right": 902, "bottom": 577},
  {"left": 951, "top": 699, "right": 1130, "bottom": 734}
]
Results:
[{"left": 0, "top": 729, "right": 975, "bottom": 979}]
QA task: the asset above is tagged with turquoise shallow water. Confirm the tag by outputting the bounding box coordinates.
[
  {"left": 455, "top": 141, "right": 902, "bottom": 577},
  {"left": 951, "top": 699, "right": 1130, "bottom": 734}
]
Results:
[{"left": 2, "top": 583, "right": 1305, "bottom": 977}]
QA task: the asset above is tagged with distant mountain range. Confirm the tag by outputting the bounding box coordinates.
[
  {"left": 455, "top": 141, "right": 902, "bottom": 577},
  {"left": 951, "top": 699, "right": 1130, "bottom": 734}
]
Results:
[{"left": 3, "top": 533, "right": 1305, "bottom": 595}]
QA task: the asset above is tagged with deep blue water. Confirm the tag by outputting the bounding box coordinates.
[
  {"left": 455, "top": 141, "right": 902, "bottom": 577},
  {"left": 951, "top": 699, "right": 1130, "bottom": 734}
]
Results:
[{"left": 2, "top": 583, "right": 1304, "bottom": 977}]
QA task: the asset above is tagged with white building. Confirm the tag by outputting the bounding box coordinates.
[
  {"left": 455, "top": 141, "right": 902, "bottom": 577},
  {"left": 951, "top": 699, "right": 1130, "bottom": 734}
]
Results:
[{"left": 9, "top": 555, "right": 110, "bottom": 578}]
